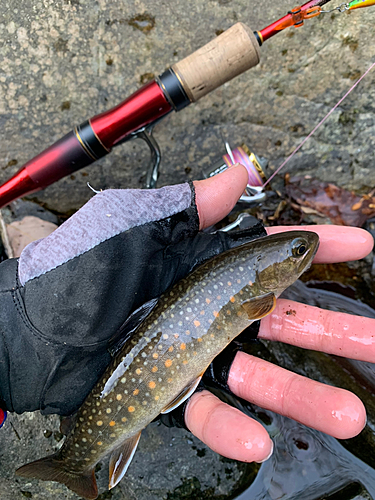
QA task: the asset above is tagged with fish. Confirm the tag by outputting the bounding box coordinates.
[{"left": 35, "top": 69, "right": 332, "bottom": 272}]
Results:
[{"left": 16, "top": 230, "right": 319, "bottom": 499}]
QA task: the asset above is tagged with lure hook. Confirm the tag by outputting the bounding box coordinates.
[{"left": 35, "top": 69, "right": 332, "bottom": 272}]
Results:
[{"left": 320, "top": 2, "right": 350, "bottom": 13}]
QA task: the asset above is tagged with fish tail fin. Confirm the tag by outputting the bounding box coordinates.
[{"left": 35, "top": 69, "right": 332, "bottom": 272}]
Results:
[{"left": 16, "top": 454, "right": 98, "bottom": 500}]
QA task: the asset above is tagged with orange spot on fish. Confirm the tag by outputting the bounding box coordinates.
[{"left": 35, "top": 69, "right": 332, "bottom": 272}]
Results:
[
  {"left": 228, "top": 281, "right": 232, "bottom": 286},
  {"left": 206, "top": 298, "right": 211, "bottom": 304},
  {"left": 230, "top": 296, "right": 235, "bottom": 303},
  {"left": 168, "top": 346, "right": 174, "bottom": 352},
  {"left": 133, "top": 389, "right": 139, "bottom": 396},
  {"left": 186, "top": 330, "right": 191, "bottom": 335},
  {"left": 128, "top": 406, "right": 135, "bottom": 413},
  {"left": 121, "top": 417, "right": 127, "bottom": 423},
  {"left": 136, "top": 368, "right": 142, "bottom": 375},
  {"left": 193, "top": 351, "right": 197, "bottom": 356},
  {"left": 109, "top": 421, "right": 116, "bottom": 427},
  {"left": 148, "top": 381, "right": 156, "bottom": 389},
  {"left": 217, "top": 295, "right": 221, "bottom": 300},
  {"left": 194, "top": 320, "right": 201, "bottom": 327},
  {"left": 210, "top": 334, "right": 215, "bottom": 338},
  {"left": 197, "top": 337, "right": 202, "bottom": 342},
  {"left": 155, "top": 395, "right": 160, "bottom": 401},
  {"left": 116, "top": 394, "right": 122, "bottom": 401},
  {"left": 249, "top": 281, "right": 253, "bottom": 286},
  {"left": 200, "top": 310, "right": 205, "bottom": 316},
  {"left": 152, "top": 366, "right": 158, "bottom": 373},
  {"left": 153, "top": 353, "right": 159, "bottom": 359},
  {"left": 167, "top": 378, "right": 173, "bottom": 383},
  {"left": 97, "top": 441, "right": 103, "bottom": 446},
  {"left": 165, "top": 359, "right": 173, "bottom": 368},
  {"left": 213, "top": 311, "right": 219, "bottom": 318},
  {"left": 180, "top": 343, "right": 186, "bottom": 350},
  {"left": 97, "top": 421, "right": 103, "bottom": 426},
  {"left": 183, "top": 360, "right": 188, "bottom": 365},
  {"left": 174, "top": 333, "right": 179, "bottom": 338},
  {"left": 226, "top": 310, "right": 231, "bottom": 315}
]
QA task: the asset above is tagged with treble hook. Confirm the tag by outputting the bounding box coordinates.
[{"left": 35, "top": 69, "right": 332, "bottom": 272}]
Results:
[{"left": 320, "top": 2, "right": 350, "bottom": 13}]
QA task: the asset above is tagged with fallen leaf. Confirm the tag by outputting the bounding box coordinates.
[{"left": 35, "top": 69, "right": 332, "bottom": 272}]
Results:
[
  {"left": 285, "top": 176, "right": 375, "bottom": 227},
  {"left": 6, "top": 216, "right": 58, "bottom": 257}
]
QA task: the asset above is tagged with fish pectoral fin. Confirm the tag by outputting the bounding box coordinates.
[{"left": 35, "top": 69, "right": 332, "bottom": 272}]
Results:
[
  {"left": 241, "top": 292, "right": 276, "bottom": 320},
  {"left": 109, "top": 298, "right": 159, "bottom": 356},
  {"left": 108, "top": 431, "right": 142, "bottom": 490},
  {"left": 161, "top": 374, "right": 203, "bottom": 414}
]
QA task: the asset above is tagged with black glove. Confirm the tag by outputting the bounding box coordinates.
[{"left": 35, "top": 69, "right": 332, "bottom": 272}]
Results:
[{"left": 0, "top": 182, "right": 265, "bottom": 416}]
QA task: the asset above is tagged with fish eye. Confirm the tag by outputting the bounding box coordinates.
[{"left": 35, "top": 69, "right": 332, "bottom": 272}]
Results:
[{"left": 291, "top": 238, "right": 309, "bottom": 257}]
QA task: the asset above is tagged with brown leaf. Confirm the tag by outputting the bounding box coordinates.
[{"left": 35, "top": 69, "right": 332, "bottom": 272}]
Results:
[
  {"left": 285, "top": 176, "right": 375, "bottom": 227},
  {"left": 6, "top": 216, "right": 58, "bottom": 257}
]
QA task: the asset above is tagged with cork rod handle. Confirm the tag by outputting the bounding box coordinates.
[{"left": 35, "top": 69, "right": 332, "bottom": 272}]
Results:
[{"left": 171, "top": 23, "right": 261, "bottom": 103}]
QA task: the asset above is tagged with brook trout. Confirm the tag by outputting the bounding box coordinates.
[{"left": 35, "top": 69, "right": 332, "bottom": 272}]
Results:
[{"left": 16, "top": 230, "right": 319, "bottom": 499}]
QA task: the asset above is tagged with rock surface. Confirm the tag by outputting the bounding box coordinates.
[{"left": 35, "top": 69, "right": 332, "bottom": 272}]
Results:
[
  {"left": 1, "top": 1, "right": 374, "bottom": 213},
  {"left": 1, "top": 1, "right": 375, "bottom": 499}
]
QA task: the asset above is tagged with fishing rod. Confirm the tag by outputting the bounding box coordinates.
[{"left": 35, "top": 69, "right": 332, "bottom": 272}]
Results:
[{"left": 0, "top": 0, "right": 373, "bottom": 209}]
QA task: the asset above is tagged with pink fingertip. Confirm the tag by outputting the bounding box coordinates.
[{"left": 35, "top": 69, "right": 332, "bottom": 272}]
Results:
[
  {"left": 229, "top": 352, "right": 366, "bottom": 440},
  {"left": 266, "top": 225, "right": 373, "bottom": 263},
  {"left": 327, "top": 392, "right": 366, "bottom": 439},
  {"left": 194, "top": 164, "right": 248, "bottom": 230},
  {"left": 261, "top": 300, "right": 375, "bottom": 363},
  {"left": 255, "top": 440, "right": 274, "bottom": 464},
  {"left": 185, "top": 391, "right": 273, "bottom": 463}
]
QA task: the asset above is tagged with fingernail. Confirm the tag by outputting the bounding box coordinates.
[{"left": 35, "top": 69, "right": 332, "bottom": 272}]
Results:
[
  {"left": 225, "top": 162, "right": 242, "bottom": 171},
  {"left": 255, "top": 440, "right": 274, "bottom": 464},
  {"left": 226, "top": 162, "right": 252, "bottom": 185}
]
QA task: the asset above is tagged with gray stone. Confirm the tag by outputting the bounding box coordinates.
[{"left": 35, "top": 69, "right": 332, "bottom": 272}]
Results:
[
  {"left": 1, "top": 1, "right": 375, "bottom": 499},
  {"left": 3, "top": 412, "right": 255, "bottom": 499},
  {"left": 0, "top": 1, "right": 374, "bottom": 213}
]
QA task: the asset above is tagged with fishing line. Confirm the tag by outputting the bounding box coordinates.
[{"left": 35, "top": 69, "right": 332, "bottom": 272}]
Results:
[{"left": 262, "top": 59, "right": 375, "bottom": 189}]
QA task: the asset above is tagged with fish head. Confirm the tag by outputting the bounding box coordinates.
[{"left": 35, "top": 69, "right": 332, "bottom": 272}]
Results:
[{"left": 254, "top": 230, "right": 319, "bottom": 297}]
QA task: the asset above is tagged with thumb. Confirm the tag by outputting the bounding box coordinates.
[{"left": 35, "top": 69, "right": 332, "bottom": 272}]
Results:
[{"left": 193, "top": 164, "right": 249, "bottom": 230}]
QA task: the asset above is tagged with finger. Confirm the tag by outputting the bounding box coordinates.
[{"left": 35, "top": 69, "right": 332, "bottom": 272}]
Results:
[
  {"left": 185, "top": 389, "right": 273, "bottom": 463},
  {"left": 194, "top": 164, "right": 248, "bottom": 230},
  {"left": 228, "top": 352, "right": 366, "bottom": 439},
  {"left": 260, "top": 299, "right": 375, "bottom": 363},
  {"left": 266, "top": 225, "right": 373, "bottom": 263}
]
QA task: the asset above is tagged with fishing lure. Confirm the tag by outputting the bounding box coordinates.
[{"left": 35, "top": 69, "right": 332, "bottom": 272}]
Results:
[
  {"left": 347, "top": 0, "right": 375, "bottom": 9},
  {"left": 320, "top": 0, "right": 375, "bottom": 11}
]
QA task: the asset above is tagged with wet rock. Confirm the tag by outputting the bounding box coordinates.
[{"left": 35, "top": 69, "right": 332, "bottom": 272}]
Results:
[
  {"left": 1, "top": 1, "right": 375, "bottom": 499},
  {"left": 4, "top": 414, "right": 256, "bottom": 500}
]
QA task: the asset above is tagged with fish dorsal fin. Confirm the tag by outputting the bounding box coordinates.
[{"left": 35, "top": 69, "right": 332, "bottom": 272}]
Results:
[
  {"left": 241, "top": 292, "right": 276, "bottom": 320},
  {"left": 108, "top": 431, "right": 142, "bottom": 490},
  {"left": 60, "top": 414, "right": 77, "bottom": 436},
  {"left": 109, "top": 298, "right": 159, "bottom": 356},
  {"left": 161, "top": 374, "right": 203, "bottom": 414}
]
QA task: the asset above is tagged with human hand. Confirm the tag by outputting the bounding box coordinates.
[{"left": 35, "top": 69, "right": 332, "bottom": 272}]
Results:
[
  {"left": 184, "top": 164, "right": 374, "bottom": 464},
  {"left": 2, "top": 161, "right": 372, "bottom": 462}
]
